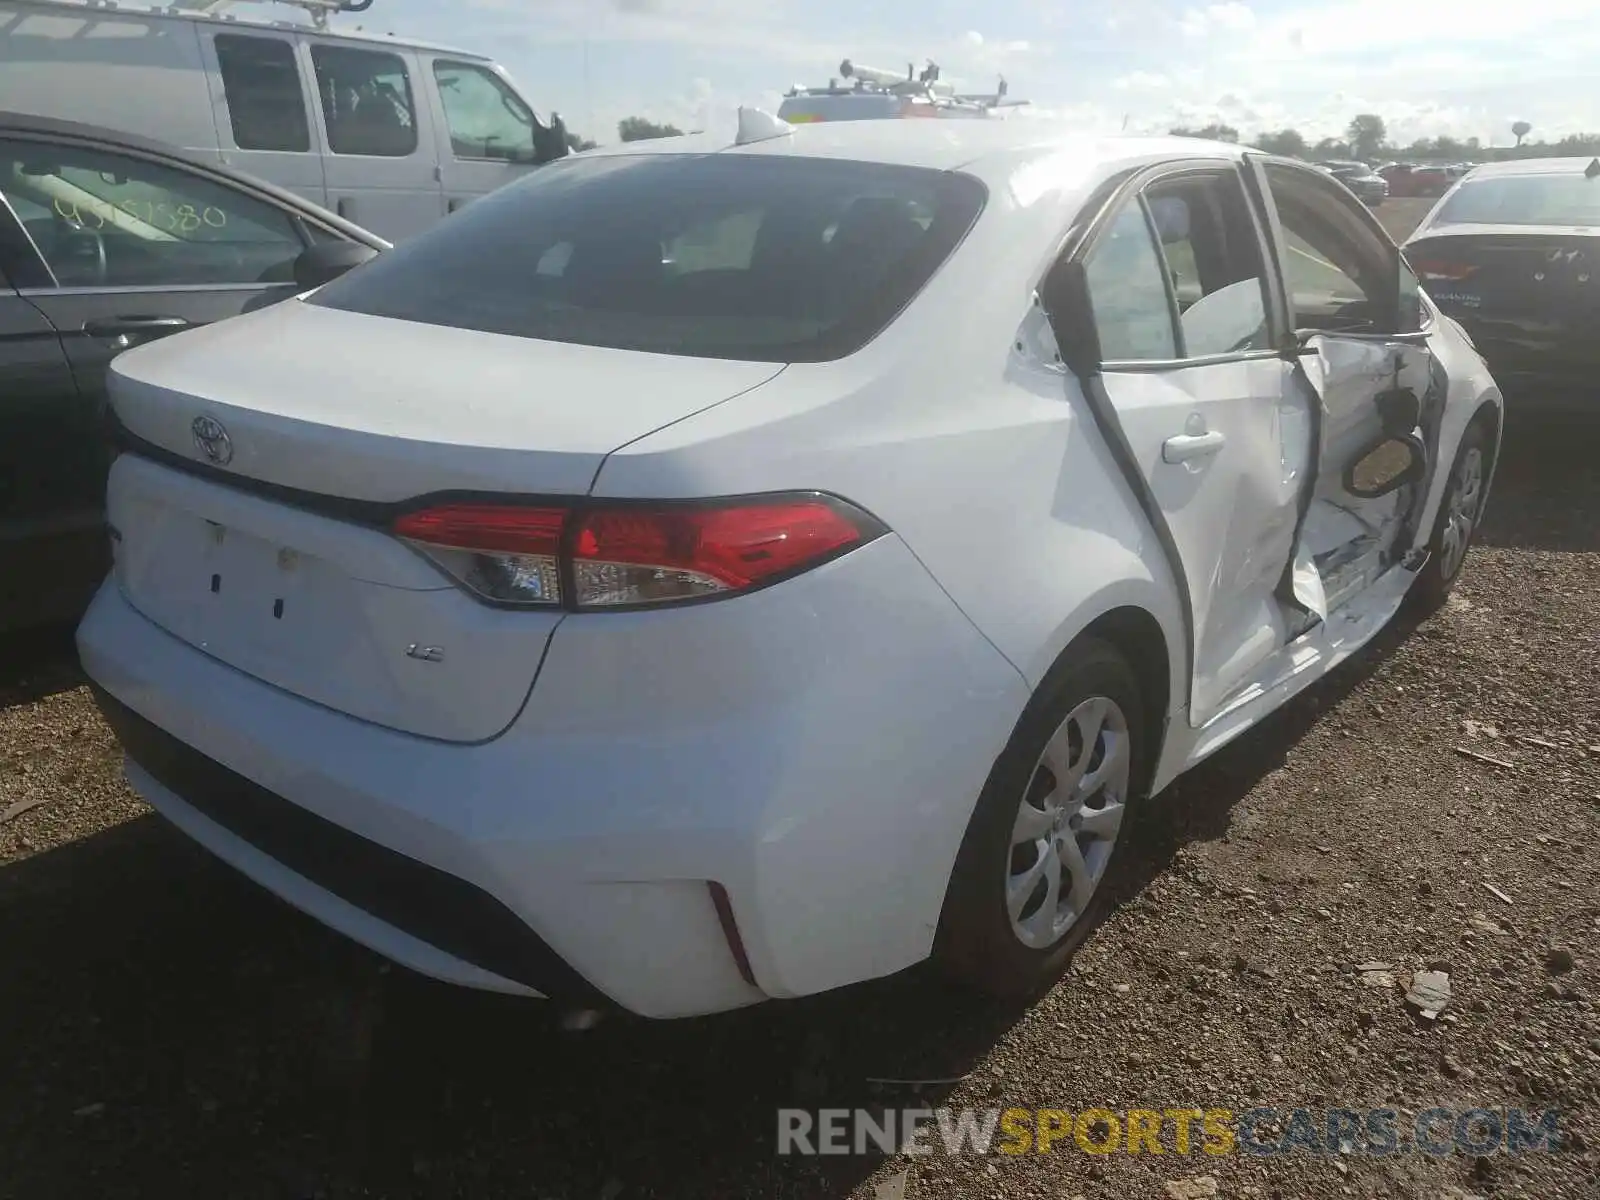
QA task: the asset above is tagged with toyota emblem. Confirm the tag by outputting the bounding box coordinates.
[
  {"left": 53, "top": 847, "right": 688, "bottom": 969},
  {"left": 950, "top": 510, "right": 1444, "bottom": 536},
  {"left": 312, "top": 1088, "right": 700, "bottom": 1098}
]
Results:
[{"left": 191, "top": 415, "right": 233, "bottom": 466}]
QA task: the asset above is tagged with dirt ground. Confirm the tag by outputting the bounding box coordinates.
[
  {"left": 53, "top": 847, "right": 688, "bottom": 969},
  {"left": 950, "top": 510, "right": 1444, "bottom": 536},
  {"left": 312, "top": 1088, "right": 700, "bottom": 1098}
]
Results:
[{"left": 1, "top": 195, "right": 1596, "bottom": 1200}]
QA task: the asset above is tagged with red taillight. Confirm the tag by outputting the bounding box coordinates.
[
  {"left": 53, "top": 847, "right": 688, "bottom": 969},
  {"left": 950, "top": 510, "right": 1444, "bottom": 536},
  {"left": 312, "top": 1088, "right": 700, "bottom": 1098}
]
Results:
[
  {"left": 1411, "top": 258, "right": 1478, "bottom": 282},
  {"left": 393, "top": 504, "right": 566, "bottom": 555},
  {"left": 571, "top": 500, "right": 868, "bottom": 607},
  {"left": 394, "top": 504, "right": 566, "bottom": 606},
  {"left": 393, "top": 494, "right": 883, "bottom": 610}
]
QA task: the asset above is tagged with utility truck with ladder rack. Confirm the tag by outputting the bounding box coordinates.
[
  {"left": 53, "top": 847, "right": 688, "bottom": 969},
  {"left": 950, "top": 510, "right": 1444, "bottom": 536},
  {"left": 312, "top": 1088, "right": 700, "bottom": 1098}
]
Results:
[{"left": 777, "top": 57, "right": 1029, "bottom": 124}]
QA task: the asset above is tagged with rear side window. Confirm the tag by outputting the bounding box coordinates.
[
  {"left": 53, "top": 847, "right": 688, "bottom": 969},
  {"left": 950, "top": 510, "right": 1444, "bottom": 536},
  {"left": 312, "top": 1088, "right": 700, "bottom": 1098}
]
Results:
[
  {"left": 311, "top": 45, "right": 418, "bottom": 157},
  {"left": 215, "top": 35, "right": 311, "bottom": 153},
  {"left": 1083, "top": 203, "right": 1179, "bottom": 361},
  {"left": 309, "top": 154, "right": 987, "bottom": 362}
]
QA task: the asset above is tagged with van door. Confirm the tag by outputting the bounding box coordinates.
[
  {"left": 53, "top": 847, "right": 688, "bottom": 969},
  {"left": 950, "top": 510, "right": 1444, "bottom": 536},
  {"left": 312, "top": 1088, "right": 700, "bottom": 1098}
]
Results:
[
  {"left": 422, "top": 56, "right": 544, "bottom": 216},
  {"left": 199, "top": 30, "right": 328, "bottom": 210},
  {"left": 0, "top": 4, "right": 219, "bottom": 160},
  {"left": 304, "top": 40, "right": 443, "bottom": 240}
]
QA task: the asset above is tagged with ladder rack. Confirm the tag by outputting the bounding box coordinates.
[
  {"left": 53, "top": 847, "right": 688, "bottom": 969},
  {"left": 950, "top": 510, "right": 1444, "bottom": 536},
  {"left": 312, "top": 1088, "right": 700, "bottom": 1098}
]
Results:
[
  {"left": 784, "top": 56, "right": 1028, "bottom": 115},
  {"left": 163, "top": 0, "right": 372, "bottom": 30}
]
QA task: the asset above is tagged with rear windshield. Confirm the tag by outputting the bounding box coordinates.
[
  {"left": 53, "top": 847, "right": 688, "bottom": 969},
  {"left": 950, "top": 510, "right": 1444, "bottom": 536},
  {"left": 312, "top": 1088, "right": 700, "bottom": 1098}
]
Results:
[
  {"left": 309, "top": 153, "right": 987, "bottom": 362},
  {"left": 1433, "top": 174, "right": 1600, "bottom": 228}
]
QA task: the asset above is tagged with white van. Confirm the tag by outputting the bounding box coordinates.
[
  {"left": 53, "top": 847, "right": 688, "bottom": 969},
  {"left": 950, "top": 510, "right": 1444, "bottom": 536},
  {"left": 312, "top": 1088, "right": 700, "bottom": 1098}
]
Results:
[{"left": 0, "top": 0, "right": 570, "bottom": 241}]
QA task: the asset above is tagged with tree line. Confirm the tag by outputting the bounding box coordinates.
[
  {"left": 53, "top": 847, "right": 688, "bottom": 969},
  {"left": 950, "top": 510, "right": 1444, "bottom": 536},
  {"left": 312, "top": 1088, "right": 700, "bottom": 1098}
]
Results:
[
  {"left": 1169, "top": 114, "right": 1600, "bottom": 163},
  {"left": 572, "top": 112, "right": 1600, "bottom": 161},
  {"left": 562, "top": 116, "right": 685, "bottom": 152}
]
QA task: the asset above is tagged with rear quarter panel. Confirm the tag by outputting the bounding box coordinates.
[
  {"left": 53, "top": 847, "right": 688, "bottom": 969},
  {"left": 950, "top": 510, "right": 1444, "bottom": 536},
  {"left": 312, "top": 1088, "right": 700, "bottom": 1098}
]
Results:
[{"left": 592, "top": 157, "right": 1189, "bottom": 736}]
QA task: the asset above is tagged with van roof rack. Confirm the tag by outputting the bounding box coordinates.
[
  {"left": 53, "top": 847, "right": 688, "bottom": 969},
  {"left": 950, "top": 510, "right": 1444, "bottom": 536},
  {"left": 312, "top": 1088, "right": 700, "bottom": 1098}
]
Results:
[
  {"left": 165, "top": 0, "right": 373, "bottom": 31},
  {"left": 783, "top": 56, "right": 1029, "bottom": 115}
]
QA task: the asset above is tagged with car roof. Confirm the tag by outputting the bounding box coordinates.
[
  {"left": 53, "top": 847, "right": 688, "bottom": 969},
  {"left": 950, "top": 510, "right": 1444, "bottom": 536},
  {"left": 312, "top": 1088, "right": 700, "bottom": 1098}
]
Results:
[
  {"left": 1458, "top": 157, "right": 1600, "bottom": 179},
  {"left": 577, "top": 119, "right": 1251, "bottom": 178},
  {"left": 0, "top": 109, "right": 387, "bottom": 247},
  {"left": 8, "top": 0, "right": 491, "bottom": 61}
]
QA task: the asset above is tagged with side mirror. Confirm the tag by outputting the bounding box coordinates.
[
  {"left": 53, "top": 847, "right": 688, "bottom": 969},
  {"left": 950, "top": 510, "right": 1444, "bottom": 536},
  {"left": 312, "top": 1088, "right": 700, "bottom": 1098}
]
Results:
[
  {"left": 293, "top": 241, "right": 379, "bottom": 289},
  {"left": 1344, "top": 433, "right": 1426, "bottom": 499},
  {"left": 1038, "top": 258, "right": 1102, "bottom": 377},
  {"left": 531, "top": 113, "right": 572, "bottom": 165}
]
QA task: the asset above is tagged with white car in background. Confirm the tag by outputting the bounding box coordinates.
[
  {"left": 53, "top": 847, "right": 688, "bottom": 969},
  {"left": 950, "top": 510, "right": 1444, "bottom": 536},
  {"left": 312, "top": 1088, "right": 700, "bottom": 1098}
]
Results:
[{"left": 79, "top": 117, "right": 1502, "bottom": 1018}]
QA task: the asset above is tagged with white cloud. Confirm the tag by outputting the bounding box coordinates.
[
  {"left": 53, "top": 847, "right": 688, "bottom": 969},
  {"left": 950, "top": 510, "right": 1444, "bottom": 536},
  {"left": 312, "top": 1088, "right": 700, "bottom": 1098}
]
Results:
[
  {"left": 447, "top": 0, "right": 1600, "bottom": 147},
  {"left": 1114, "top": 71, "right": 1170, "bottom": 92},
  {"left": 462, "top": 0, "right": 841, "bottom": 68},
  {"left": 1180, "top": 2, "right": 1256, "bottom": 37},
  {"left": 1105, "top": 0, "right": 1600, "bottom": 143}
]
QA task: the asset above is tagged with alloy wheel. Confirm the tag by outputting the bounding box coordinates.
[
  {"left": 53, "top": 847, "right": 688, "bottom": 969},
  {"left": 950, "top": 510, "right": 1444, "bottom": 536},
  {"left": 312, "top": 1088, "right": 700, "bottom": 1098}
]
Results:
[
  {"left": 1438, "top": 445, "right": 1485, "bottom": 582},
  {"left": 1005, "top": 695, "right": 1131, "bottom": 950}
]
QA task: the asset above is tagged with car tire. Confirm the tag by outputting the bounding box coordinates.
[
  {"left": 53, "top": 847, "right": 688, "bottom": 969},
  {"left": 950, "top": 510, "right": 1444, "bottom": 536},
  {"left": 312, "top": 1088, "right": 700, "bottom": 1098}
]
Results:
[
  {"left": 1408, "top": 418, "right": 1493, "bottom": 615},
  {"left": 936, "top": 636, "right": 1147, "bottom": 999}
]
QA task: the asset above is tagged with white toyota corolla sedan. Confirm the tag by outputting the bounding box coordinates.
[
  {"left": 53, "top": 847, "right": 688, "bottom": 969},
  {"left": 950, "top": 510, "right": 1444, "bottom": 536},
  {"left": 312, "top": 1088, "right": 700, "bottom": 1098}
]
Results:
[{"left": 79, "top": 115, "right": 1502, "bottom": 1019}]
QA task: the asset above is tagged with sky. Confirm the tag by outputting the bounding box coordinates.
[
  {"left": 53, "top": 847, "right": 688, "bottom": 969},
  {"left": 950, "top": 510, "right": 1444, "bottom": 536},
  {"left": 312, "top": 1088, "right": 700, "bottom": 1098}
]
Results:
[{"left": 257, "top": 0, "right": 1600, "bottom": 148}]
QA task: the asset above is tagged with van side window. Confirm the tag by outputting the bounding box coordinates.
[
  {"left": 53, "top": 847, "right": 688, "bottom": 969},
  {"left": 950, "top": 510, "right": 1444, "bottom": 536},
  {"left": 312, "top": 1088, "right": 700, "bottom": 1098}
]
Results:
[
  {"left": 311, "top": 45, "right": 419, "bottom": 158},
  {"left": 215, "top": 35, "right": 311, "bottom": 153},
  {"left": 0, "top": 139, "right": 307, "bottom": 288},
  {"left": 434, "top": 61, "right": 537, "bottom": 162}
]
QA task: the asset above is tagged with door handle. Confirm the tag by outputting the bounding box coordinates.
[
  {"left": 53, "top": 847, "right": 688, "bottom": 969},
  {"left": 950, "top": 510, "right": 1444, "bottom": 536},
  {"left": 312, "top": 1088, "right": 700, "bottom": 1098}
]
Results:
[
  {"left": 1162, "top": 430, "right": 1226, "bottom": 464},
  {"left": 83, "top": 316, "right": 193, "bottom": 339},
  {"left": 448, "top": 197, "right": 465, "bottom": 213},
  {"left": 336, "top": 197, "right": 353, "bottom": 219}
]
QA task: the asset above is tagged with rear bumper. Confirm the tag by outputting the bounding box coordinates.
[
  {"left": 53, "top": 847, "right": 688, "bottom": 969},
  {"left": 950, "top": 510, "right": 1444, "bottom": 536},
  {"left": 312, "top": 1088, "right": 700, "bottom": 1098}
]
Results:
[
  {"left": 92, "top": 685, "right": 603, "bottom": 1003},
  {"left": 78, "top": 533, "right": 1028, "bottom": 1017}
]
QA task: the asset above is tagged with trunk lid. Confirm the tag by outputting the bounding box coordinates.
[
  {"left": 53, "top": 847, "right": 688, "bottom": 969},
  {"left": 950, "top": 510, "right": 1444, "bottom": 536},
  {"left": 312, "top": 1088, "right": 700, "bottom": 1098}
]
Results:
[
  {"left": 108, "top": 299, "right": 786, "bottom": 501},
  {"left": 104, "top": 300, "right": 785, "bottom": 742},
  {"left": 1408, "top": 225, "right": 1600, "bottom": 332}
]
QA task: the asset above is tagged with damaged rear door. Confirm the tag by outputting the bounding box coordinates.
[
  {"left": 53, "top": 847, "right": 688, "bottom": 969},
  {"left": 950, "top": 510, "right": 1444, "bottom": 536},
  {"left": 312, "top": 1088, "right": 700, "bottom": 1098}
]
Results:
[
  {"left": 1057, "top": 160, "right": 1308, "bottom": 728},
  {"left": 1247, "top": 156, "right": 1443, "bottom": 623}
]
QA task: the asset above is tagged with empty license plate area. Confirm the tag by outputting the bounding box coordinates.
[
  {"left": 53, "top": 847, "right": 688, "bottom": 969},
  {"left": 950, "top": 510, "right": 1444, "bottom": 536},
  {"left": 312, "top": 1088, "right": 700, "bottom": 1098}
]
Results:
[
  {"left": 107, "top": 455, "right": 561, "bottom": 741},
  {"left": 116, "top": 491, "right": 369, "bottom": 672}
]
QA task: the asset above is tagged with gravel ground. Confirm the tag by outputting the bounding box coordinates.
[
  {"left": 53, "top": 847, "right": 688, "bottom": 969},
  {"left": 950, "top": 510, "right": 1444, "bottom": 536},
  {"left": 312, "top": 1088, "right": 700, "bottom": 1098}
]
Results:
[{"left": 2, "top": 196, "right": 1596, "bottom": 1200}]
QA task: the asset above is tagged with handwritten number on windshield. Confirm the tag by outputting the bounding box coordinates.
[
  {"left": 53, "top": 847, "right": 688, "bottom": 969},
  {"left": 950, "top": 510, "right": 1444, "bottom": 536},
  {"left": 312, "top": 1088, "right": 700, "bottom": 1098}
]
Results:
[{"left": 54, "top": 196, "right": 228, "bottom": 232}]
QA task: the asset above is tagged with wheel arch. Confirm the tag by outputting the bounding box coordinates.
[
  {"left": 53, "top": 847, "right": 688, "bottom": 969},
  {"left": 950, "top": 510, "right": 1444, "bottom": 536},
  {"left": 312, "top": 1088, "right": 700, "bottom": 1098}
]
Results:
[
  {"left": 932, "top": 602, "right": 1175, "bottom": 990},
  {"left": 1061, "top": 606, "right": 1172, "bottom": 799},
  {"left": 1469, "top": 394, "right": 1503, "bottom": 441}
]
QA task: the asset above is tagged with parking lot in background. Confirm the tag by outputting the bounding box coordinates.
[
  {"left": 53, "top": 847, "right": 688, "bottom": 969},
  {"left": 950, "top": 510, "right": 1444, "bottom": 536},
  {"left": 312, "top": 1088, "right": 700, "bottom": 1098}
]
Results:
[
  {"left": 1376, "top": 197, "right": 1437, "bottom": 244},
  {"left": 0, "top": 195, "right": 1595, "bottom": 1200}
]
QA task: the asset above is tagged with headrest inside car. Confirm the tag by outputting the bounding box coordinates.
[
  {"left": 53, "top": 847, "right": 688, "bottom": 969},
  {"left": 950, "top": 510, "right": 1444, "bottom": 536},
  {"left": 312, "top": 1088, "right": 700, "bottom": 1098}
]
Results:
[{"left": 1148, "top": 196, "right": 1191, "bottom": 244}]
